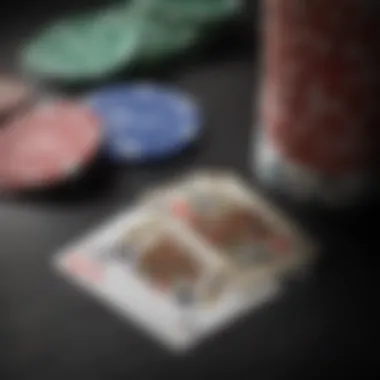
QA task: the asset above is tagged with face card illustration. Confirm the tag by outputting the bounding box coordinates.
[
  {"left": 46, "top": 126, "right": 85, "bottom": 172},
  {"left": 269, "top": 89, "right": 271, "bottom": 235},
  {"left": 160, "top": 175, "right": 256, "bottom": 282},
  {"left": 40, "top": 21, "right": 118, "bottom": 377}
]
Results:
[
  {"left": 140, "top": 172, "right": 316, "bottom": 284},
  {"left": 54, "top": 172, "right": 315, "bottom": 352},
  {"left": 54, "top": 208, "right": 279, "bottom": 352},
  {"left": 117, "top": 215, "right": 230, "bottom": 305}
]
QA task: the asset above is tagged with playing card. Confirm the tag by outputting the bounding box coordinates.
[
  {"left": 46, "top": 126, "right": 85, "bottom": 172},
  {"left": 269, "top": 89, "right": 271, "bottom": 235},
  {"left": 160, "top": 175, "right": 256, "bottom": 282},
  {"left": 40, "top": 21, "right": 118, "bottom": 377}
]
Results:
[
  {"left": 54, "top": 207, "right": 280, "bottom": 352},
  {"left": 139, "top": 171, "right": 316, "bottom": 285}
]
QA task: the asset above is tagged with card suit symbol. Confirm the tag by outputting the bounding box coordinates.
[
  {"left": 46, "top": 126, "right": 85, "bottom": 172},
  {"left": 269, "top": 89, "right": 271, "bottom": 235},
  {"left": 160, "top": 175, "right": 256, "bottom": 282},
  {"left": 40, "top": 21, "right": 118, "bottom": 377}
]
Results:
[
  {"left": 65, "top": 253, "right": 104, "bottom": 283},
  {"left": 171, "top": 200, "right": 193, "bottom": 221}
]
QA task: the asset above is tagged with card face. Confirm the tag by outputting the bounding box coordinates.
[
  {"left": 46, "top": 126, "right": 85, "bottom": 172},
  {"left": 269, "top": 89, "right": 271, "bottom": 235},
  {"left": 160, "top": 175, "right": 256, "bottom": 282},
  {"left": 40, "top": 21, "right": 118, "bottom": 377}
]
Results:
[
  {"left": 54, "top": 208, "right": 280, "bottom": 352},
  {"left": 140, "top": 172, "right": 316, "bottom": 283}
]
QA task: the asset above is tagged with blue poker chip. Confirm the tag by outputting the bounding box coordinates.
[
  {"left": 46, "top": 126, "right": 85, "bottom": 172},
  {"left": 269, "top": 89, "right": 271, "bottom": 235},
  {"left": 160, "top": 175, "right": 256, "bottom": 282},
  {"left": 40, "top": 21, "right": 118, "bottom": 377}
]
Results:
[{"left": 87, "top": 83, "right": 202, "bottom": 163}]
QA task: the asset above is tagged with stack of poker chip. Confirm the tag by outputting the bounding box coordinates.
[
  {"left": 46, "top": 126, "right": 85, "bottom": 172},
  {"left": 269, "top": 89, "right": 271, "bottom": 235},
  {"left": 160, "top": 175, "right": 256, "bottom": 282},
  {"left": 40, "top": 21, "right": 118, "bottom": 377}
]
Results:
[
  {"left": 2, "top": 0, "right": 235, "bottom": 193},
  {"left": 21, "top": 0, "right": 242, "bottom": 82},
  {"left": 0, "top": 100, "right": 102, "bottom": 193},
  {"left": 87, "top": 83, "right": 202, "bottom": 163},
  {"left": 0, "top": 82, "right": 203, "bottom": 194}
]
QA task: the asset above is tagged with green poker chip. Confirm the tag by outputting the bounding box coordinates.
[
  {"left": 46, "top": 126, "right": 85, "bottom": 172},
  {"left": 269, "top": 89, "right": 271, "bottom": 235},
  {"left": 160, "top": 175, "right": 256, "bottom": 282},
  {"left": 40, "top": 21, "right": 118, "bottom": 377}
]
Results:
[
  {"left": 137, "top": 0, "right": 242, "bottom": 24},
  {"left": 123, "top": 0, "right": 202, "bottom": 62},
  {"left": 22, "top": 5, "right": 140, "bottom": 81},
  {"left": 134, "top": 17, "right": 200, "bottom": 62},
  {"left": 21, "top": 0, "right": 237, "bottom": 82}
]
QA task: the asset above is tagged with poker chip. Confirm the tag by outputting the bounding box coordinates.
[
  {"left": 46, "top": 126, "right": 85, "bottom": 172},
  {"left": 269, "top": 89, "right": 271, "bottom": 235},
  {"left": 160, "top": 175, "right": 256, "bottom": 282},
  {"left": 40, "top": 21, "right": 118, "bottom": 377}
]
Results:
[
  {"left": 0, "top": 101, "right": 101, "bottom": 192},
  {"left": 133, "top": 17, "right": 200, "bottom": 62},
  {"left": 140, "top": 0, "right": 242, "bottom": 24},
  {"left": 21, "top": 5, "right": 140, "bottom": 81},
  {"left": 21, "top": 0, "right": 242, "bottom": 82},
  {"left": 87, "top": 83, "right": 202, "bottom": 163},
  {"left": 0, "top": 76, "right": 35, "bottom": 122},
  {"left": 21, "top": 2, "right": 202, "bottom": 81}
]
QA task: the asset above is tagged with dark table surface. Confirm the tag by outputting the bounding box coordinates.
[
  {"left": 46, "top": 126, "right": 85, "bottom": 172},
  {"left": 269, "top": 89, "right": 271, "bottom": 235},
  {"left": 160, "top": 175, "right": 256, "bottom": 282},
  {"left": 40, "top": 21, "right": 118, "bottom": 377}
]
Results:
[{"left": 0, "top": 1, "right": 379, "bottom": 379}]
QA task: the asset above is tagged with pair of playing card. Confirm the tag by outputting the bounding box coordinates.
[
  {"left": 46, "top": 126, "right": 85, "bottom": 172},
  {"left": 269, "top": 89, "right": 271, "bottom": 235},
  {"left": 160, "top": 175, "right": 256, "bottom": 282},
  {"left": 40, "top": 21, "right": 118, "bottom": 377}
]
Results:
[{"left": 53, "top": 171, "right": 316, "bottom": 352}]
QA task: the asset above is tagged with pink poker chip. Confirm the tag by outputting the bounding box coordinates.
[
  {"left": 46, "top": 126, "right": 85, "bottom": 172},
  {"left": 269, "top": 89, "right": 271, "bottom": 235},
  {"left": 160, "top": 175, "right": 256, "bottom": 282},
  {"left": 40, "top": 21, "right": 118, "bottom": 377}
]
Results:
[{"left": 0, "top": 101, "right": 102, "bottom": 192}]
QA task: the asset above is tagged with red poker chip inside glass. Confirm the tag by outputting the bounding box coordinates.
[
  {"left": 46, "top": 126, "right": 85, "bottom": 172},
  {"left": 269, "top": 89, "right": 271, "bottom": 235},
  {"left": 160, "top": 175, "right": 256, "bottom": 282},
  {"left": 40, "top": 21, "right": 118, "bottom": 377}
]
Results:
[{"left": 0, "top": 101, "right": 101, "bottom": 192}]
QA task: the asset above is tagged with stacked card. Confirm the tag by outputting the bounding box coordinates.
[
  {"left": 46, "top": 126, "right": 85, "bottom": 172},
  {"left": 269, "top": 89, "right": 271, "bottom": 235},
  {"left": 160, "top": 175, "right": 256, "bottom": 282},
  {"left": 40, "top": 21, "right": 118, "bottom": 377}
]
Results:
[{"left": 53, "top": 172, "right": 316, "bottom": 351}]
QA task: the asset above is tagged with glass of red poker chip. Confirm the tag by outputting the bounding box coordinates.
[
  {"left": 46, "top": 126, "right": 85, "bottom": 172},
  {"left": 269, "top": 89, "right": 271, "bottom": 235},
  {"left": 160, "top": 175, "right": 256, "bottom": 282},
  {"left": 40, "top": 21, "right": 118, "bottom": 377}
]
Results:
[
  {"left": 255, "top": 0, "right": 379, "bottom": 204},
  {"left": 0, "top": 100, "right": 102, "bottom": 194}
]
